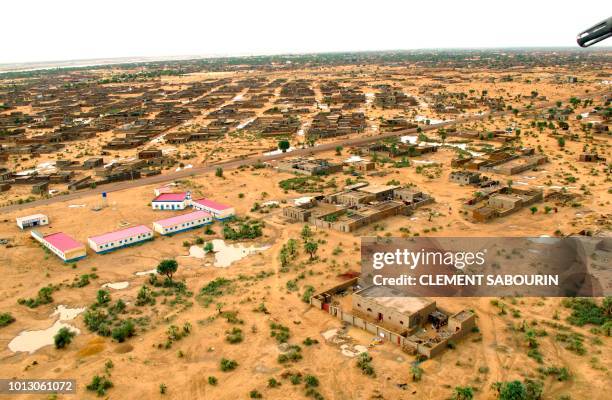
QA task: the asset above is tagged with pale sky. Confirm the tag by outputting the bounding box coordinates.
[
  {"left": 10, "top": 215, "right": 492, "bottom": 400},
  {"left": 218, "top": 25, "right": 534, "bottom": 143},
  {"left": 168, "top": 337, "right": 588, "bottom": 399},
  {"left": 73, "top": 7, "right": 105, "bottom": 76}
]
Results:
[{"left": 2, "top": 0, "right": 611, "bottom": 64}]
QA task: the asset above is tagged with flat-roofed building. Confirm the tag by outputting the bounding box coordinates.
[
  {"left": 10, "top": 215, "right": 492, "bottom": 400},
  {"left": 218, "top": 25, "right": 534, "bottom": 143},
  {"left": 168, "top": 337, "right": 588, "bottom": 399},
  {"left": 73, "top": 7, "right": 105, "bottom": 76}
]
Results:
[
  {"left": 353, "top": 285, "right": 436, "bottom": 332},
  {"left": 153, "top": 210, "right": 213, "bottom": 235},
  {"left": 191, "top": 198, "right": 235, "bottom": 220},
  {"left": 31, "top": 230, "right": 86, "bottom": 262},
  {"left": 88, "top": 225, "right": 154, "bottom": 253},
  {"left": 16, "top": 213, "right": 48, "bottom": 229}
]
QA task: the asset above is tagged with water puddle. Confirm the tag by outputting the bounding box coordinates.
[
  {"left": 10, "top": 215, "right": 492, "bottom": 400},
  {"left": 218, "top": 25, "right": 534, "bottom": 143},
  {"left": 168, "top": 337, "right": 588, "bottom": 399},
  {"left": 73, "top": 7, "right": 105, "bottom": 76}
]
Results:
[
  {"left": 101, "top": 281, "right": 129, "bottom": 290},
  {"left": 187, "top": 239, "right": 270, "bottom": 268},
  {"left": 8, "top": 305, "right": 86, "bottom": 354}
]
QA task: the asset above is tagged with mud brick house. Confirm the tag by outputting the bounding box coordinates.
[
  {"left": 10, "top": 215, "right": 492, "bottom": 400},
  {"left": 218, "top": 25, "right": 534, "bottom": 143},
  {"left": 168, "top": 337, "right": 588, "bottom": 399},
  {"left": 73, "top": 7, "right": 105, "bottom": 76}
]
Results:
[
  {"left": 83, "top": 157, "right": 104, "bottom": 169},
  {"left": 464, "top": 186, "right": 543, "bottom": 222},
  {"left": 31, "top": 181, "right": 49, "bottom": 194},
  {"left": 450, "top": 170, "right": 483, "bottom": 185},
  {"left": 364, "top": 142, "right": 437, "bottom": 158},
  {"left": 374, "top": 87, "right": 418, "bottom": 109},
  {"left": 245, "top": 115, "right": 301, "bottom": 136},
  {"left": 310, "top": 281, "right": 475, "bottom": 358},
  {"left": 579, "top": 153, "right": 606, "bottom": 162},
  {"left": 276, "top": 157, "right": 343, "bottom": 176},
  {"left": 308, "top": 110, "right": 365, "bottom": 138},
  {"left": 283, "top": 183, "right": 433, "bottom": 233},
  {"left": 353, "top": 286, "right": 436, "bottom": 331},
  {"left": 380, "top": 117, "right": 417, "bottom": 132},
  {"left": 482, "top": 154, "right": 548, "bottom": 175},
  {"left": 0, "top": 168, "right": 12, "bottom": 182}
]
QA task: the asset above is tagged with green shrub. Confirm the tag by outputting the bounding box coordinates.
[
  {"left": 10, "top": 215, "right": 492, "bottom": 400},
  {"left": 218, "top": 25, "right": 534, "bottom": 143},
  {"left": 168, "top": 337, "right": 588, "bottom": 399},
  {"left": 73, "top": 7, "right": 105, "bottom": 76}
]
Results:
[
  {"left": 54, "top": 327, "right": 76, "bottom": 349},
  {"left": 86, "top": 375, "right": 113, "bottom": 396},
  {"left": 0, "top": 312, "right": 15, "bottom": 327},
  {"left": 220, "top": 358, "right": 238, "bottom": 372}
]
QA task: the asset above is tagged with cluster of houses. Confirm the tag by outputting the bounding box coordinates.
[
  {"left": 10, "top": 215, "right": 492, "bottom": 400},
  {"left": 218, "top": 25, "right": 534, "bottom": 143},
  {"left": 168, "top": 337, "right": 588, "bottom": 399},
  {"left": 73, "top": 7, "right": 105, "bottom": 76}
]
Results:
[
  {"left": 283, "top": 182, "right": 433, "bottom": 233},
  {"left": 243, "top": 115, "right": 301, "bottom": 137},
  {"left": 307, "top": 109, "right": 366, "bottom": 139},
  {"left": 0, "top": 149, "right": 175, "bottom": 195},
  {"left": 452, "top": 148, "right": 548, "bottom": 176},
  {"left": 362, "top": 141, "right": 438, "bottom": 158},
  {"left": 17, "top": 191, "right": 235, "bottom": 262},
  {"left": 373, "top": 85, "right": 418, "bottom": 109}
]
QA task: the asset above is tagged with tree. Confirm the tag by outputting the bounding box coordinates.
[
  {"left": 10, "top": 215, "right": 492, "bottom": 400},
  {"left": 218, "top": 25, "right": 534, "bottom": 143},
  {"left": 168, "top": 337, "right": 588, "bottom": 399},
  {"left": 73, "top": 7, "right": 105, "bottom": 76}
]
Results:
[
  {"left": 278, "top": 140, "right": 290, "bottom": 153},
  {"left": 54, "top": 327, "right": 76, "bottom": 349},
  {"left": 215, "top": 167, "right": 223, "bottom": 177},
  {"left": 557, "top": 137, "right": 565, "bottom": 148},
  {"left": 411, "top": 365, "right": 423, "bottom": 381},
  {"left": 279, "top": 248, "right": 289, "bottom": 269},
  {"left": 301, "top": 224, "right": 313, "bottom": 240},
  {"left": 335, "top": 145, "right": 343, "bottom": 155},
  {"left": 439, "top": 131, "right": 447, "bottom": 143},
  {"left": 530, "top": 206, "right": 538, "bottom": 215},
  {"left": 304, "top": 241, "right": 318, "bottom": 260},
  {"left": 157, "top": 259, "right": 178, "bottom": 281},
  {"left": 286, "top": 238, "right": 298, "bottom": 257},
  {"left": 204, "top": 242, "right": 214, "bottom": 253}
]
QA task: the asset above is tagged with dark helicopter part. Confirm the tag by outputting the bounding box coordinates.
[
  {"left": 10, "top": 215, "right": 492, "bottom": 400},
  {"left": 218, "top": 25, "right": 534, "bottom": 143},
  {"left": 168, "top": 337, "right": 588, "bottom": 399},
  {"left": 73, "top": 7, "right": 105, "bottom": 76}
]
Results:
[{"left": 577, "top": 16, "right": 612, "bottom": 47}]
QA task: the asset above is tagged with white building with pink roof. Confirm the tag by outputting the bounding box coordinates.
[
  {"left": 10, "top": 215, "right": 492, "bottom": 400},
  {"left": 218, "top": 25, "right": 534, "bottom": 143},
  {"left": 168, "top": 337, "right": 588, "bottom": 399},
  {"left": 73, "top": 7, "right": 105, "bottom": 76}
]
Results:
[
  {"left": 87, "top": 225, "right": 154, "bottom": 253},
  {"left": 152, "top": 210, "right": 213, "bottom": 235},
  {"left": 191, "top": 198, "right": 235, "bottom": 220},
  {"left": 151, "top": 192, "right": 191, "bottom": 210},
  {"left": 31, "top": 230, "right": 87, "bottom": 262}
]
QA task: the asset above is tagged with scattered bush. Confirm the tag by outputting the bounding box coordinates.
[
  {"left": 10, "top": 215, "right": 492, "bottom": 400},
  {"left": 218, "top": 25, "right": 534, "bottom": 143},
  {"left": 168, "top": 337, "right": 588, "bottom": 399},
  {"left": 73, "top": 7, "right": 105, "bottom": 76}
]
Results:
[
  {"left": 54, "top": 327, "right": 76, "bottom": 349},
  {"left": 0, "top": 312, "right": 15, "bottom": 327},
  {"left": 220, "top": 358, "right": 238, "bottom": 372},
  {"left": 356, "top": 352, "right": 375, "bottom": 376},
  {"left": 86, "top": 375, "right": 113, "bottom": 396}
]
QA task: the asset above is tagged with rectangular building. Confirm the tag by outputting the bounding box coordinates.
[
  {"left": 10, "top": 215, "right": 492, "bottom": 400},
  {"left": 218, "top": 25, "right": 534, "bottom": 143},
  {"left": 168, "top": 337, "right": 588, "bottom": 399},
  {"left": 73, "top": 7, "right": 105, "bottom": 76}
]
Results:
[
  {"left": 16, "top": 213, "right": 49, "bottom": 229},
  {"left": 191, "top": 198, "right": 235, "bottom": 220},
  {"left": 31, "top": 230, "right": 86, "bottom": 262},
  {"left": 151, "top": 192, "right": 191, "bottom": 210},
  {"left": 353, "top": 285, "right": 436, "bottom": 332},
  {"left": 152, "top": 210, "right": 213, "bottom": 235},
  {"left": 87, "top": 225, "right": 154, "bottom": 253}
]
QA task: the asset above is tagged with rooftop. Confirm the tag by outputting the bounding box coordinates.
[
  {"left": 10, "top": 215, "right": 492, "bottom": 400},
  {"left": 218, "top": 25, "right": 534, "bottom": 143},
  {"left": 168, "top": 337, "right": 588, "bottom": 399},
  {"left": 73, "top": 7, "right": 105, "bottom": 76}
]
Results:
[
  {"left": 154, "top": 210, "right": 211, "bottom": 228},
  {"left": 43, "top": 232, "right": 83, "bottom": 252},
  {"left": 152, "top": 192, "right": 188, "bottom": 202},
  {"left": 355, "top": 286, "right": 435, "bottom": 315},
  {"left": 88, "top": 225, "right": 153, "bottom": 245},
  {"left": 16, "top": 213, "right": 47, "bottom": 222},
  {"left": 192, "top": 198, "right": 232, "bottom": 211}
]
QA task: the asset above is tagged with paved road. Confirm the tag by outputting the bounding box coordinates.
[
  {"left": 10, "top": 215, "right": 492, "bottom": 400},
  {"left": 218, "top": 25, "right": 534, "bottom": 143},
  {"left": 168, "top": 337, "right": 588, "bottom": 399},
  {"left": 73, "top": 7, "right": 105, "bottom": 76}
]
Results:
[{"left": 0, "top": 95, "right": 595, "bottom": 214}]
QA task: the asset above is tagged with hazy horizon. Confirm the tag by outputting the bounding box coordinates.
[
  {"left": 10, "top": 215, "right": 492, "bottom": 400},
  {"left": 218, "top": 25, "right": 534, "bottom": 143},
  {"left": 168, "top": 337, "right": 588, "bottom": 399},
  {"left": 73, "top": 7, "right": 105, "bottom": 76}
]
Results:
[{"left": 4, "top": 0, "right": 610, "bottom": 65}]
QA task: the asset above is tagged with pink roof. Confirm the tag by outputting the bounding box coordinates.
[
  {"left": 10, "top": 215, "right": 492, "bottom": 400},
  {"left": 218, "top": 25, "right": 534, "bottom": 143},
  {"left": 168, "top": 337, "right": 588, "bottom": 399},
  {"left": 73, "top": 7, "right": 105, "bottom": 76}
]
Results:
[
  {"left": 192, "top": 198, "right": 232, "bottom": 211},
  {"left": 152, "top": 192, "right": 188, "bottom": 202},
  {"left": 88, "top": 225, "right": 153, "bottom": 245},
  {"left": 44, "top": 232, "right": 83, "bottom": 252},
  {"left": 154, "top": 210, "right": 211, "bottom": 228}
]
